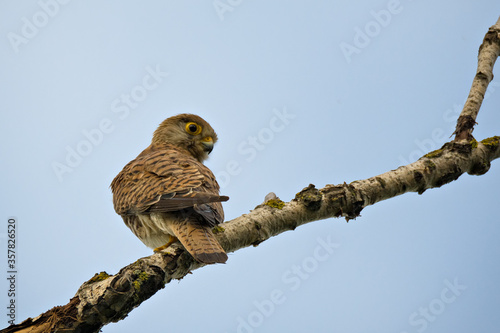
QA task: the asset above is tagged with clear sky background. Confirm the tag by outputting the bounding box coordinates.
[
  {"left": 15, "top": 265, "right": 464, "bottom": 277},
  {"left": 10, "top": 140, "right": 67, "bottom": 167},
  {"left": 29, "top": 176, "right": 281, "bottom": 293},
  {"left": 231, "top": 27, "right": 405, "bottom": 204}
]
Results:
[{"left": 1, "top": 1, "right": 500, "bottom": 332}]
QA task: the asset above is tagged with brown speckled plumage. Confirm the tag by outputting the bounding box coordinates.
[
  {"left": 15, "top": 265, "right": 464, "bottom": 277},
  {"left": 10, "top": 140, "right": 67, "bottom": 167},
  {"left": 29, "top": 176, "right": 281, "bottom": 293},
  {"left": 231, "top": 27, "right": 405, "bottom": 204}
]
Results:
[{"left": 111, "top": 114, "right": 229, "bottom": 264}]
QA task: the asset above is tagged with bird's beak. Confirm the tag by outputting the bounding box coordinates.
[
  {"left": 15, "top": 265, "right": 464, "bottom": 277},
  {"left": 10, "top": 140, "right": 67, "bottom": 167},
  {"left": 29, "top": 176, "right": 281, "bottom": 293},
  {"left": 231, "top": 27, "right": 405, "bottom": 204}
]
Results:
[{"left": 201, "top": 136, "right": 214, "bottom": 154}]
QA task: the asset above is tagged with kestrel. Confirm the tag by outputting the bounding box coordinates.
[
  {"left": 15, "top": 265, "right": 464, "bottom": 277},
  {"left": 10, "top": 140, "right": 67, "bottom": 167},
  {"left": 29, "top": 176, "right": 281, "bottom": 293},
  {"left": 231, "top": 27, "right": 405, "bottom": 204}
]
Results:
[{"left": 111, "top": 114, "right": 229, "bottom": 264}]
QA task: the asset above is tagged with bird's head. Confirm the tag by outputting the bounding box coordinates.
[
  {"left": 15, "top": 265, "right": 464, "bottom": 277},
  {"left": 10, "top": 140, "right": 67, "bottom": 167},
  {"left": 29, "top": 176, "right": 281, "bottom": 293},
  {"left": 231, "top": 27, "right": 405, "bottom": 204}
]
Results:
[{"left": 152, "top": 114, "right": 218, "bottom": 162}]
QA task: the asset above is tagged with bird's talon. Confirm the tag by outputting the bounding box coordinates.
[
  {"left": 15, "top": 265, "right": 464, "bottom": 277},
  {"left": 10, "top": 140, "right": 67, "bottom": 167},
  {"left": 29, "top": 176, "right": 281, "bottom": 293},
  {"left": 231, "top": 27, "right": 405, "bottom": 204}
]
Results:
[{"left": 153, "top": 235, "right": 178, "bottom": 253}]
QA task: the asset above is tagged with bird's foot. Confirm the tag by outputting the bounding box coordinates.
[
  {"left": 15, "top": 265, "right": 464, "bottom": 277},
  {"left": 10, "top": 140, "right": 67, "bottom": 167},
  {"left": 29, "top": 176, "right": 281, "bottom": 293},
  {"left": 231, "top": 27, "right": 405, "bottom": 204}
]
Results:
[{"left": 153, "top": 235, "right": 178, "bottom": 253}]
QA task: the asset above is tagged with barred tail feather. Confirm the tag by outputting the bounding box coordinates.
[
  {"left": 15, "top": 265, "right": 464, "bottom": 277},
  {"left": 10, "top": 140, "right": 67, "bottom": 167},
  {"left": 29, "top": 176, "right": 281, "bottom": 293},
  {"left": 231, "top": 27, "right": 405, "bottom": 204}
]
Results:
[{"left": 170, "top": 222, "right": 227, "bottom": 264}]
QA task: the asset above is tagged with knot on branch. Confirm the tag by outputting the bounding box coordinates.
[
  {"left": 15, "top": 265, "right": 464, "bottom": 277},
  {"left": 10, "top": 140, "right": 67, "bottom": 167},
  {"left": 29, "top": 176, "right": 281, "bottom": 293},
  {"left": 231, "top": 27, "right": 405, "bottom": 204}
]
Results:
[
  {"left": 294, "top": 184, "right": 322, "bottom": 211},
  {"left": 466, "top": 137, "right": 499, "bottom": 175},
  {"left": 468, "top": 160, "right": 491, "bottom": 175},
  {"left": 483, "top": 24, "right": 500, "bottom": 49},
  {"left": 453, "top": 115, "right": 477, "bottom": 141},
  {"left": 321, "top": 183, "right": 364, "bottom": 221}
]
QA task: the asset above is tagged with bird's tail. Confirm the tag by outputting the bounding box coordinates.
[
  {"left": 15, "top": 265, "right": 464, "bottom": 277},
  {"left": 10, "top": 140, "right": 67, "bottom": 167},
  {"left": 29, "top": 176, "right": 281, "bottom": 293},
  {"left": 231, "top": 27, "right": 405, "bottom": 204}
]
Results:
[{"left": 170, "top": 222, "right": 228, "bottom": 264}]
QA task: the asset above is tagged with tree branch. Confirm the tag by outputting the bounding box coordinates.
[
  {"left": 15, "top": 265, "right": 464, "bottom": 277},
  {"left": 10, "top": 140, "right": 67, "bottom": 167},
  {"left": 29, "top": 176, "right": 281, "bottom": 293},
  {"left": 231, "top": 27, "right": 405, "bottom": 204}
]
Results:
[
  {"left": 4, "top": 15, "right": 500, "bottom": 333},
  {"left": 453, "top": 17, "right": 500, "bottom": 141}
]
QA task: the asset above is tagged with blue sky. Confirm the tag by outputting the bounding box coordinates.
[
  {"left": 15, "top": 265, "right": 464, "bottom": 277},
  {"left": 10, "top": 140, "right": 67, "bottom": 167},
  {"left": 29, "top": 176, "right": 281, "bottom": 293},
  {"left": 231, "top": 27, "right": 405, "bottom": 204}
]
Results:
[{"left": 1, "top": 1, "right": 500, "bottom": 332}]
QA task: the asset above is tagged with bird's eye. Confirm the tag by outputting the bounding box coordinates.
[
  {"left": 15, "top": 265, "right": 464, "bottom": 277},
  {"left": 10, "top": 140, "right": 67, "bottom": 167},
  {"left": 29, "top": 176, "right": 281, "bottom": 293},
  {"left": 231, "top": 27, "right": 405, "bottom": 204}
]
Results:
[{"left": 185, "top": 122, "right": 202, "bottom": 135}]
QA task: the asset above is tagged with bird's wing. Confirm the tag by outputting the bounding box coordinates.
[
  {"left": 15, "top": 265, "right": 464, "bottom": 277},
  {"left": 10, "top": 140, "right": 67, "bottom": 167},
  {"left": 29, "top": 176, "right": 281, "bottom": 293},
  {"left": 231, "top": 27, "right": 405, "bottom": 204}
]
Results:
[{"left": 111, "top": 145, "right": 227, "bottom": 220}]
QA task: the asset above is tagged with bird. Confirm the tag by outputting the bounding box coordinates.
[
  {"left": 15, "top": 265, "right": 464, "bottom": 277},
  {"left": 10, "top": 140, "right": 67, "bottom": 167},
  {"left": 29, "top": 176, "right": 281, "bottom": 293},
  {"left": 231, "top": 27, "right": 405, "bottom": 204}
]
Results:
[{"left": 110, "top": 114, "right": 229, "bottom": 264}]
